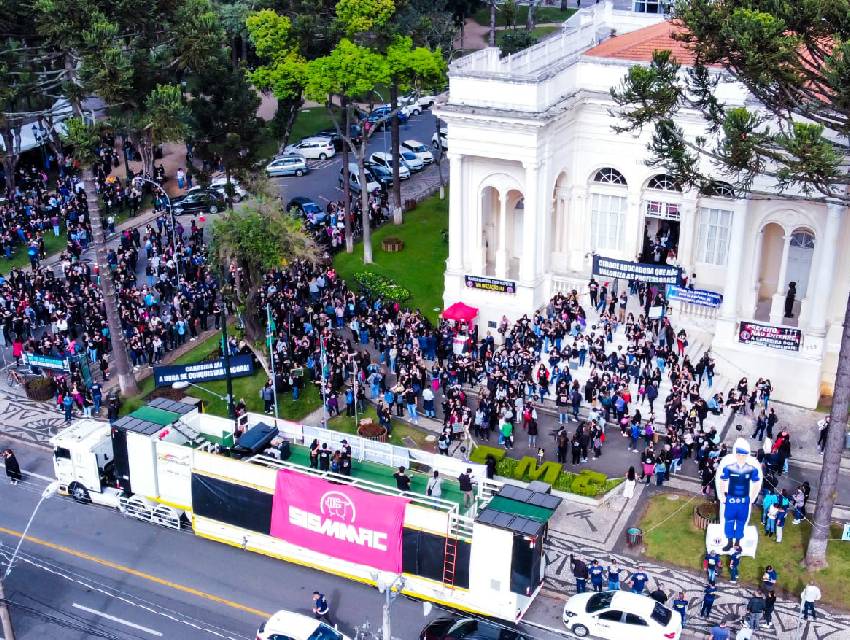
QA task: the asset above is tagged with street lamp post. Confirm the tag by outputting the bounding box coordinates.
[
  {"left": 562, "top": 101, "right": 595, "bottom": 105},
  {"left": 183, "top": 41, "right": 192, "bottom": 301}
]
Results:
[
  {"left": 131, "top": 176, "right": 179, "bottom": 278},
  {"left": 377, "top": 574, "right": 405, "bottom": 640},
  {"left": 0, "top": 480, "right": 60, "bottom": 640}
]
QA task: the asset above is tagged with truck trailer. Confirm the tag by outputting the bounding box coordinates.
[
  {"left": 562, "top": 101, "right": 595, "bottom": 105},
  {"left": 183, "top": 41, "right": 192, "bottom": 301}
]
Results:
[{"left": 50, "top": 399, "right": 562, "bottom": 622}]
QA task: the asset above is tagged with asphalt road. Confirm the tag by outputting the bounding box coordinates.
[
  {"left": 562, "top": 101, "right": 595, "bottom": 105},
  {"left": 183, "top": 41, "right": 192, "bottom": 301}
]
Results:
[
  {"left": 0, "top": 445, "right": 569, "bottom": 640},
  {"left": 269, "top": 111, "right": 442, "bottom": 208}
]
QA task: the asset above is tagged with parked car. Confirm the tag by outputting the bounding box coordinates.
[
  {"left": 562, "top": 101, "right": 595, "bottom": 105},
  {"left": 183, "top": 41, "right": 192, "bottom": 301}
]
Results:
[
  {"left": 283, "top": 136, "right": 336, "bottom": 160},
  {"left": 363, "top": 161, "right": 394, "bottom": 188},
  {"left": 420, "top": 618, "right": 529, "bottom": 640},
  {"left": 369, "top": 152, "right": 410, "bottom": 180},
  {"left": 257, "top": 609, "right": 351, "bottom": 640},
  {"left": 317, "top": 125, "right": 362, "bottom": 151},
  {"left": 286, "top": 197, "right": 326, "bottom": 223},
  {"left": 189, "top": 176, "right": 247, "bottom": 202},
  {"left": 339, "top": 162, "right": 381, "bottom": 194},
  {"left": 402, "top": 139, "right": 434, "bottom": 164},
  {"left": 562, "top": 591, "right": 682, "bottom": 640},
  {"left": 170, "top": 189, "right": 226, "bottom": 216},
  {"left": 400, "top": 150, "right": 424, "bottom": 172},
  {"left": 366, "top": 106, "right": 408, "bottom": 130},
  {"left": 432, "top": 127, "right": 447, "bottom": 150},
  {"left": 266, "top": 155, "right": 309, "bottom": 177}
]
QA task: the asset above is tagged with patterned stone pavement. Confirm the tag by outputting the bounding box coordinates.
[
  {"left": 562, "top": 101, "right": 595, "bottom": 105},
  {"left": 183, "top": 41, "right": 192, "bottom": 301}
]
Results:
[{"left": 0, "top": 394, "right": 66, "bottom": 448}]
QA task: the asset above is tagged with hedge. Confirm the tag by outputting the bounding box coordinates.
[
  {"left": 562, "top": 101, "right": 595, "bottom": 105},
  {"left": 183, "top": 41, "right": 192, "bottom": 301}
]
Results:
[
  {"left": 353, "top": 272, "right": 411, "bottom": 302},
  {"left": 469, "top": 445, "right": 507, "bottom": 464},
  {"left": 514, "top": 457, "right": 562, "bottom": 485}
]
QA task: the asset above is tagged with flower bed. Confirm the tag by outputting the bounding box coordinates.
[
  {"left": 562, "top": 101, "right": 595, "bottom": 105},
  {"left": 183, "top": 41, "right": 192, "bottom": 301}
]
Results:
[{"left": 353, "top": 272, "right": 411, "bottom": 302}]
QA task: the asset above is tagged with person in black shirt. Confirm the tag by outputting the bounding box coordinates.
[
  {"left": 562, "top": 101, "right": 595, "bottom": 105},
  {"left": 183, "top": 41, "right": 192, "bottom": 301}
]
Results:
[
  {"left": 394, "top": 466, "right": 411, "bottom": 491},
  {"left": 317, "top": 443, "right": 331, "bottom": 471},
  {"left": 339, "top": 454, "right": 352, "bottom": 476},
  {"left": 309, "top": 439, "right": 320, "bottom": 469}
]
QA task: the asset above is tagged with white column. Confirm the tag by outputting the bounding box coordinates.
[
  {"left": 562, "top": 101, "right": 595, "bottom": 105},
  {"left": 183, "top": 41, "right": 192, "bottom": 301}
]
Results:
[
  {"left": 625, "top": 192, "right": 642, "bottom": 260},
  {"left": 495, "top": 189, "right": 508, "bottom": 278},
  {"left": 808, "top": 203, "right": 843, "bottom": 334},
  {"left": 677, "top": 192, "right": 698, "bottom": 270},
  {"left": 768, "top": 233, "right": 792, "bottom": 324},
  {"left": 568, "top": 186, "right": 588, "bottom": 271},
  {"left": 748, "top": 226, "right": 764, "bottom": 317},
  {"left": 718, "top": 199, "right": 749, "bottom": 320},
  {"left": 520, "top": 161, "right": 540, "bottom": 283},
  {"left": 446, "top": 153, "right": 463, "bottom": 272}
]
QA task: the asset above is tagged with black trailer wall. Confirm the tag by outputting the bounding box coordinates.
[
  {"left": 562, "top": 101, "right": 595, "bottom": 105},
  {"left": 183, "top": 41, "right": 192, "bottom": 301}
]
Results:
[{"left": 191, "top": 473, "right": 273, "bottom": 534}]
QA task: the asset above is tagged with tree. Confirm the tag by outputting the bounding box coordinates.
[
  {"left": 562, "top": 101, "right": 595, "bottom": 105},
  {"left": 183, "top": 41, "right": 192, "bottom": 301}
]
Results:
[
  {"left": 305, "top": 38, "right": 390, "bottom": 264},
  {"left": 62, "top": 118, "right": 139, "bottom": 396},
  {"left": 189, "top": 61, "right": 262, "bottom": 200},
  {"left": 211, "top": 195, "right": 319, "bottom": 339},
  {"left": 609, "top": 0, "right": 850, "bottom": 569},
  {"left": 245, "top": 9, "right": 308, "bottom": 151},
  {"left": 386, "top": 36, "right": 446, "bottom": 223}
]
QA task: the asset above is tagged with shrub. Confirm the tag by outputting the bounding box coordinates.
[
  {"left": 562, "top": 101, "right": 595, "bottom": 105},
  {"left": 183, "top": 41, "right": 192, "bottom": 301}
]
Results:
[
  {"left": 25, "top": 376, "right": 56, "bottom": 402},
  {"left": 353, "top": 272, "right": 411, "bottom": 302},
  {"left": 496, "top": 457, "right": 518, "bottom": 479},
  {"left": 469, "top": 445, "right": 506, "bottom": 464},
  {"left": 514, "top": 457, "right": 562, "bottom": 485},
  {"left": 553, "top": 471, "right": 577, "bottom": 493},
  {"left": 570, "top": 470, "right": 609, "bottom": 497}
]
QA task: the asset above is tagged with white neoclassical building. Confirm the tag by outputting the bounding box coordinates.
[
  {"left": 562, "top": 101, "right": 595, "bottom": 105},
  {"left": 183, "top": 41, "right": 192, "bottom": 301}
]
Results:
[{"left": 434, "top": 2, "right": 848, "bottom": 408}]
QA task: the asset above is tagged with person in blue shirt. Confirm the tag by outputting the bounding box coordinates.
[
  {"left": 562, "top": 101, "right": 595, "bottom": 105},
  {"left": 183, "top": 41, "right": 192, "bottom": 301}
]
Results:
[
  {"left": 761, "top": 565, "right": 777, "bottom": 593},
  {"left": 628, "top": 567, "right": 648, "bottom": 594},
  {"left": 589, "top": 560, "right": 604, "bottom": 592},
  {"left": 672, "top": 592, "right": 688, "bottom": 626},
  {"left": 728, "top": 545, "right": 742, "bottom": 583},
  {"left": 700, "top": 583, "right": 718, "bottom": 618},
  {"left": 312, "top": 591, "right": 331, "bottom": 624},
  {"left": 606, "top": 563, "right": 621, "bottom": 591},
  {"left": 704, "top": 550, "right": 720, "bottom": 585}
]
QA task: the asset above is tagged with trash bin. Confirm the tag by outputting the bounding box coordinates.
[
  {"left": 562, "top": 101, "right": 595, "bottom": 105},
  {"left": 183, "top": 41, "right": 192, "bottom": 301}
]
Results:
[{"left": 626, "top": 527, "right": 643, "bottom": 547}]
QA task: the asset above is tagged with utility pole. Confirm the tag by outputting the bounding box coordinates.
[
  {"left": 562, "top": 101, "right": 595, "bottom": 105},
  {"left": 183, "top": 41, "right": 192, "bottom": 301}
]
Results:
[
  {"left": 266, "top": 303, "right": 279, "bottom": 419},
  {"left": 378, "top": 575, "right": 405, "bottom": 640},
  {"left": 0, "top": 578, "right": 15, "bottom": 640},
  {"left": 219, "top": 271, "right": 235, "bottom": 422}
]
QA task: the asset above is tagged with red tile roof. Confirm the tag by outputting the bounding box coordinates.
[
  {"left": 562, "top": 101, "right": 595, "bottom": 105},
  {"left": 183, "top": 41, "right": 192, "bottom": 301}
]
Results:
[{"left": 584, "top": 21, "right": 697, "bottom": 64}]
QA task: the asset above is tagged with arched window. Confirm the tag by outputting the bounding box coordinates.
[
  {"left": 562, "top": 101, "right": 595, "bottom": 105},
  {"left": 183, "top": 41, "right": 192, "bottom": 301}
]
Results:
[
  {"left": 790, "top": 231, "right": 815, "bottom": 248},
  {"left": 700, "top": 181, "right": 735, "bottom": 199},
  {"left": 647, "top": 174, "right": 681, "bottom": 192},
  {"left": 592, "top": 167, "right": 628, "bottom": 186}
]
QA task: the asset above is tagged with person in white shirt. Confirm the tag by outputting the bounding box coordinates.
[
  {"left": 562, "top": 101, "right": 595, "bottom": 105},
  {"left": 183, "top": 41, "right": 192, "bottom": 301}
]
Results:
[
  {"left": 801, "top": 581, "right": 821, "bottom": 620},
  {"left": 426, "top": 470, "right": 442, "bottom": 498}
]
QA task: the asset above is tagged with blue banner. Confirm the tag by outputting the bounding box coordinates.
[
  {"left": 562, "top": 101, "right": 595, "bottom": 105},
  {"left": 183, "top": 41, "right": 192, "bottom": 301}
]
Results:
[
  {"left": 153, "top": 354, "right": 254, "bottom": 388},
  {"left": 666, "top": 285, "right": 723, "bottom": 308}
]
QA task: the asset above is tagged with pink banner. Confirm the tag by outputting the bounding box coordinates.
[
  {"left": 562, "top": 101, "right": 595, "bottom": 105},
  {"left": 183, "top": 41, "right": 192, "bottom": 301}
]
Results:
[{"left": 270, "top": 469, "right": 409, "bottom": 572}]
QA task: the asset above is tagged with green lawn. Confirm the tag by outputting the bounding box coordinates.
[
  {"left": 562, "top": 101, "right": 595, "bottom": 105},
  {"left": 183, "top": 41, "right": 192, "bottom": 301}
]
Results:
[
  {"left": 120, "top": 330, "right": 322, "bottom": 421},
  {"left": 327, "top": 405, "right": 436, "bottom": 451},
  {"left": 0, "top": 230, "right": 67, "bottom": 275},
  {"left": 471, "top": 5, "right": 574, "bottom": 28},
  {"left": 290, "top": 107, "right": 334, "bottom": 144},
  {"left": 333, "top": 193, "right": 448, "bottom": 325},
  {"left": 639, "top": 493, "right": 850, "bottom": 608}
]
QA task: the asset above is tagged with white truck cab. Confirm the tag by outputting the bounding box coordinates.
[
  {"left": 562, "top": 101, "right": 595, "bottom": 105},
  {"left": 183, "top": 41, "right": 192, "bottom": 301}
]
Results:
[{"left": 51, "top": 418, "right": 123, "bottom": 508}]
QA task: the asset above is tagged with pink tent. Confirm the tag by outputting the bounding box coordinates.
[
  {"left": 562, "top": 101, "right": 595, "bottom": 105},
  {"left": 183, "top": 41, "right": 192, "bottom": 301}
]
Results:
[{"left": 442, "top": 302, "right": 478, "bottom": 324}]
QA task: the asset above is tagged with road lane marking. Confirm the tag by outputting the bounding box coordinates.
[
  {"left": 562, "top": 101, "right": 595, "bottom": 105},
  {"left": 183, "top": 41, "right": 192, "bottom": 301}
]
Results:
[
  {"left": 72, "top": 602, "right": 163, "bottom": 636},
  {"left": 0, "top": 526, "right": 272, "bottom": 619}
]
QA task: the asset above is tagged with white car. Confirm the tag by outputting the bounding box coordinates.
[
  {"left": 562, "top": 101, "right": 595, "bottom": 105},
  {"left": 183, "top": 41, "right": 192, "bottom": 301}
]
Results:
[
  {"left": 400, "top": 150, "right": 424, "bottom": 172},
  {"left": 402, "top": 139, "right": 434, "bottom": 164},
  {"left": 562, "top": 591, "right": 681, "bottom": 640},
  {"left": 369, "top": 152, "right": 411, "bottom": 179},
  {"left": 431, "top": 128, "right": 447, "bottom": 151},
  {"left": 283, "top": 136, "right": 336, "bottom": 160},
  {"left": 189, "top": 177, "right": 247, "bottom": 202},
  {"left": 257, "top": 609, "right": 351, "bottom": 640}
]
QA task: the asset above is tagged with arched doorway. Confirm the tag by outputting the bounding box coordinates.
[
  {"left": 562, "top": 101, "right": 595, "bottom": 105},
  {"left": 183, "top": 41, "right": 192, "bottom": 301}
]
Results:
[
  {"left": 506, "top": 190, "right": 524, "bottom": 280},
  {"left": 754, "top": 222, "right": 785, "bottom": 321},
  {"left": 785, "top": 230, "right": 815, "bottom": 299},
  {"left": 550, "top": 172, "right": 569, "bottom": 273},
  {"left": 480, "top": 186, "right": 500, "bottom": 275}
]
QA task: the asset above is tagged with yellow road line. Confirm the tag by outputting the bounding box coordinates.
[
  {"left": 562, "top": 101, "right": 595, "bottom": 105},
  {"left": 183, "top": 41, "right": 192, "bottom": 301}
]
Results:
[{"left": 0, "top": 525, "right": 272, "bottom": 619}]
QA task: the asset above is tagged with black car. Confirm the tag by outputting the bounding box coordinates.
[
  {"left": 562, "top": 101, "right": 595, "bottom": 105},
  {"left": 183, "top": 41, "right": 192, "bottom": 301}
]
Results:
[
  {"left": 364, "top": 161, "right": 393, "bottom": 188},
  {"left": 317, "top": 125, "right": 362, "bottom": 151},
  {"left": 420, "top": 618, "right": 529, "bottom": 640},
  {"left": 170, "top": 189, "right": 226, "bottom": 216}
]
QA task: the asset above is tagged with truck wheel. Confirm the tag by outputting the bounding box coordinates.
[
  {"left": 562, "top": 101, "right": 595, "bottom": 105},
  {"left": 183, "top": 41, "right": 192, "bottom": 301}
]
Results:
[
  {"left": 70, "top": 482, "right": 91, "bottom": 504},
  {"left": 571, "top": 624, "right": 589, "bottom": 638}
]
